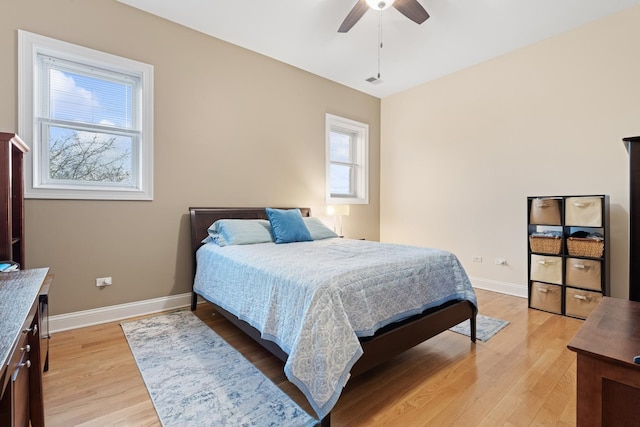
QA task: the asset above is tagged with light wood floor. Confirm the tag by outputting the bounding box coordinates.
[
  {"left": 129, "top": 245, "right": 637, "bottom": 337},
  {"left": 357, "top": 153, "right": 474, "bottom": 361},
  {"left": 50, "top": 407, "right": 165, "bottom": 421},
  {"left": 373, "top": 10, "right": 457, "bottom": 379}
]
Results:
[{"left": 43, "top": 289, "right": 583, "bottom": 426}]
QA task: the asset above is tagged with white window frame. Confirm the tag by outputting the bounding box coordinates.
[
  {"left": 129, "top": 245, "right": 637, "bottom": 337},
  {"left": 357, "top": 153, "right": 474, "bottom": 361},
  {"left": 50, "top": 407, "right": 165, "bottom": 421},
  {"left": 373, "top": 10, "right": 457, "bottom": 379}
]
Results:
[
  {"left": 325, "top": 113, "right": 369, "bottom": 205},
  {"left": 18, "top": 30, "right": 154, "bottom": 200}
]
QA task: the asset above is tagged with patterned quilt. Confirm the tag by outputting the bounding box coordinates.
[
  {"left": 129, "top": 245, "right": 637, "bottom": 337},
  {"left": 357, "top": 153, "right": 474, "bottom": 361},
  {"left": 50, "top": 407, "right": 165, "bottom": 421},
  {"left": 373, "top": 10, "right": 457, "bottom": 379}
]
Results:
[{"left": 193, "top": 238, "right": 477, "bottom": 419}]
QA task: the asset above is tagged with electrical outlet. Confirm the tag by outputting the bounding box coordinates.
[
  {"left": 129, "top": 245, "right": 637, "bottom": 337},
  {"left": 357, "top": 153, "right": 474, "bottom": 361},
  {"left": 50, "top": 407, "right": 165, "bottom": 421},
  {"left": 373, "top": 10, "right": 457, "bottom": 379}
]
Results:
[
  {"left": 494, "top": 258, "right": 507, "bottom": 266},
  {"left": 472, "top": 256, "right": 482, "bottom": 263},
  {"left": 96, "top": 277, "right": 112, "bottom": 287}
]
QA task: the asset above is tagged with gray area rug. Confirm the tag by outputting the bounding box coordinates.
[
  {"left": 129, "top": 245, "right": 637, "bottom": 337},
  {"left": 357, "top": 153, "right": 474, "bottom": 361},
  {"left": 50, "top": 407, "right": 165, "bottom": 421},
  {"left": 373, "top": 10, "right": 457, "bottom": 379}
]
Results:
[
  {"left": 449, "top": 314, "right": 509, "bottom": 342},
  {"left": 121, "top": 310, "right": 318, "bottom": 427}
]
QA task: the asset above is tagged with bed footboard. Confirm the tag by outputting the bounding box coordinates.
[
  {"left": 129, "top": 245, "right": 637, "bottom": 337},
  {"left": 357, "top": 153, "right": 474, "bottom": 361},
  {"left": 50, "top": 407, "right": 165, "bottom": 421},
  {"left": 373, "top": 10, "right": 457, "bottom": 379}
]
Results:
[
  {"left": 352, "top": 299, "right": 476, "bottom": 376},
  {"left": 193, "top": 292, "right": 476, "bottom": 377}
]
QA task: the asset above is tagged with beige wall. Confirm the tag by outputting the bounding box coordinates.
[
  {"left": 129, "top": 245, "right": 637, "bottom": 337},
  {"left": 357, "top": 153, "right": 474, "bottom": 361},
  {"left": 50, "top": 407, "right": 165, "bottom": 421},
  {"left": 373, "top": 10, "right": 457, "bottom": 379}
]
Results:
[
  {"left": 0, "top": 0, "right": 381, "bottom": 315},
  {"left": 381, "top": 6, "right": 640, "bottom": 299}
]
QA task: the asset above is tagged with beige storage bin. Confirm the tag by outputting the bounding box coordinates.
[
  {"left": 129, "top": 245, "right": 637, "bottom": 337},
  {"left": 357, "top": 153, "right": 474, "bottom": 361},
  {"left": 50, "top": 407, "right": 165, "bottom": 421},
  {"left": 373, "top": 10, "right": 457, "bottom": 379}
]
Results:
[
  {"left": 529, "top": 198, "right": 561, "bottom": 225},
  {"left": 565, "top": 287, "right": 602, "bottom": 319},
  {"left": 530, "top": 282, "right": 562, "bottom": 314},
  {"left": 565, "top": 197, "right": 603, "bottom": 227},
  {"left": 530, "top": 254, "right": 563, "bottom": 285},
  {"left": 565, "top": 258, "right": 602, "bottom": 291}
]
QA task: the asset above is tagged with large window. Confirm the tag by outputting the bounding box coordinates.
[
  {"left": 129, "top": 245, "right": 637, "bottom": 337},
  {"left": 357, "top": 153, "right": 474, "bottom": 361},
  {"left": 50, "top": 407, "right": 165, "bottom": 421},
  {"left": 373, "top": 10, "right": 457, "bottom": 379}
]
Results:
[
  {"left": 326, "top": 114, "right": 369, "bottom": 204},
  {"left": 19, "top": 30, "right": 154, "bottom": 200}
]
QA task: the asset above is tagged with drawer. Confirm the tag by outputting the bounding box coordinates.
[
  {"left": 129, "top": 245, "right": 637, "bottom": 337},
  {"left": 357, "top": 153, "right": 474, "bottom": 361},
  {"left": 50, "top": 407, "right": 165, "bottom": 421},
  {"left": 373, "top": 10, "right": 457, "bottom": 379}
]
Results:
[
  {"left": 8, "top": 329, "right": 31, "bottom": 426},
  {"left": 565, "top": 258, "right": 601, "bottom": 291},
  {"left": 529, "top": 198, "right": 561, "bottom": 225},
  {"left": 565, "top": 197, "right": 603, "bottom": 227},
  {"left": 530, "top": 254, "right": 563, "bottom": 284},
  {"left": 530, "top": 282, "right": 562, "bottom": 314},
  {"left": 565, "top": 287, "right": 603, "bottom": 319}
]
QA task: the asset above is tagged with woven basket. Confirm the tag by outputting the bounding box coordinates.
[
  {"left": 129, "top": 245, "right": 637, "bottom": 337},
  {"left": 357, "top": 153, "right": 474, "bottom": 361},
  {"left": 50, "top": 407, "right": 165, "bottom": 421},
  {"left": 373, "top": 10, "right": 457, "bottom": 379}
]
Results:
[
  {"left": 567, "top": 237, "right": 604, "bottom": 258},
  {"left": 529, "top": 235, "right": 562, "bottom": 255}
]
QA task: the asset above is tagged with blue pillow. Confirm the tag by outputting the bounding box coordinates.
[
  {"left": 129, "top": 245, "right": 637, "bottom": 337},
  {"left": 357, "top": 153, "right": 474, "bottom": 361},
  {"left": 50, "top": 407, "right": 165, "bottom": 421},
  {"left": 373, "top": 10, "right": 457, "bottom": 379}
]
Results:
[
  {"left": 207, "top": 219, "right": 273, "bottom": 246},
  {"left": 265, "top": 208, "right": 313, "bottom": 244},
  {"left": 303, "top": 217, "right": 339, "bottom": 240}
]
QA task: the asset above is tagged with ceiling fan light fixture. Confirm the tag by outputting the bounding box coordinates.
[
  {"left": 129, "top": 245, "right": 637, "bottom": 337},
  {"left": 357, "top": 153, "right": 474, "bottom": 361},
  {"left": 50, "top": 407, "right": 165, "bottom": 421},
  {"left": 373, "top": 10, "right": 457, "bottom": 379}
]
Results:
[{"left": 365, "top": 0, "right": 395, "bottom": 11}]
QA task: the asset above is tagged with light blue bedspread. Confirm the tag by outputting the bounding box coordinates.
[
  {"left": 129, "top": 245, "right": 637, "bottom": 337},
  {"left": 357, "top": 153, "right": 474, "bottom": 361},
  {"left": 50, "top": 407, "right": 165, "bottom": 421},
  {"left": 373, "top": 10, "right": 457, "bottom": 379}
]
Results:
[{"left": 194, "top": 238, "right": 477, "bottom": 420}]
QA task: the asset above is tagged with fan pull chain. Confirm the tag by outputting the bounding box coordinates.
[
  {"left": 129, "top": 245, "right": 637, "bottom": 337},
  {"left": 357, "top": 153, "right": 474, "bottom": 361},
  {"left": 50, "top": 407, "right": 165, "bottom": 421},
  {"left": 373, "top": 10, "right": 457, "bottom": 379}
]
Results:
[{"left": 377, "top": 12, "right": 383, "bottom": 79}]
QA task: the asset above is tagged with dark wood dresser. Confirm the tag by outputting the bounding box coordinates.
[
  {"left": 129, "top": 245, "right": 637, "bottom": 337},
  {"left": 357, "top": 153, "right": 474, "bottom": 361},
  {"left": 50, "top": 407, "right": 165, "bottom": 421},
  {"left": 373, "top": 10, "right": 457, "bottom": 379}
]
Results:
[
  {"left": 568, "top": 297, "right": 640, "bottom": 426},
  {"left": 624, "top": 136, "right": 640, "bottom": 301},
  {"left": 0, "top": 268, "right": 51, "bottom": 427}
]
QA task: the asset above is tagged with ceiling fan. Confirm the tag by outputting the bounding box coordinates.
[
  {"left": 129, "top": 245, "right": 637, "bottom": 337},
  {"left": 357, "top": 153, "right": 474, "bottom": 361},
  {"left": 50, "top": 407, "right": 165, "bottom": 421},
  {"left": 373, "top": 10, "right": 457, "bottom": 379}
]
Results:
[{"left": 338, "top": 0, "right": 430, "bottom": 33}]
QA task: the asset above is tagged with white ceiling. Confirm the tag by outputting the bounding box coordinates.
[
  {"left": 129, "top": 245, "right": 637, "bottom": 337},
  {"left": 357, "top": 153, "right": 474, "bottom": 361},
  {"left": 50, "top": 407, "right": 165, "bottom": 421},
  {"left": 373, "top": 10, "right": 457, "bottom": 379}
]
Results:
[{"left": 117, "top": 0, "right": 638, "bottom": 98}]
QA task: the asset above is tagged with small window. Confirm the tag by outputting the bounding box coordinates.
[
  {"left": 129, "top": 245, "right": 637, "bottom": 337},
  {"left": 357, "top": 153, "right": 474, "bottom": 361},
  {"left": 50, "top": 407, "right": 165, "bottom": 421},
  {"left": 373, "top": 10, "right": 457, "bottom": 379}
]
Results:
[
  {"left": 18, "top": 30, "right": 154, "bottom": 200},
  {"left": 326, "top": 114, "right": 368, "bottom": 205}
]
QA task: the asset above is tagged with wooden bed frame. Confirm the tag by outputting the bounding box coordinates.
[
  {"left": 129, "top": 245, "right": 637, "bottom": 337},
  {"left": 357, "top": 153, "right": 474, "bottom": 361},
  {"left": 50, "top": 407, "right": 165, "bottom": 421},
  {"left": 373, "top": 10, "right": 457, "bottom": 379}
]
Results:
[{"left": 189, "top": 207, "right": 477, "bottom": 425}]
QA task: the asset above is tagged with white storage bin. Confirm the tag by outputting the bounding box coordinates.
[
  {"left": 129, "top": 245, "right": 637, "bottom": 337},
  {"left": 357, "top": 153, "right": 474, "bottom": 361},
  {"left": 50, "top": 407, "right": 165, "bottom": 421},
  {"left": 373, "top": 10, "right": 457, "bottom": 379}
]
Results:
[
  {"left": 565, "top": 197, "right": 603, "bottom": 227},
  {"left": 530, "top": 254, "right": 563, "bottom": 285}
]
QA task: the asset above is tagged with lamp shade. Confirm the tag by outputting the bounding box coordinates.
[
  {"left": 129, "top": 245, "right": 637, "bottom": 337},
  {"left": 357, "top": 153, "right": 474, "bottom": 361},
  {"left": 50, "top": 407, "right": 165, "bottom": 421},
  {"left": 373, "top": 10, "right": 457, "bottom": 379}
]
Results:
[
  {"left": 326, "top": 205, "right": 350, "bottom": 216},
  {"left": 365, "top": 0, "right": 395, "bottom": 11}
]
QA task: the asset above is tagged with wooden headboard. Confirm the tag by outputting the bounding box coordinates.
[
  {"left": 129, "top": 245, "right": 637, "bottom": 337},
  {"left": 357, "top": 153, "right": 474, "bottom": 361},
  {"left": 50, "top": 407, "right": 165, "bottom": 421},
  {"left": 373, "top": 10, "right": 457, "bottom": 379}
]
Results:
[
  {"left": 188, "top": 207, "right": 311, "bottom": 264},
  {"left": 189, "top": 208, "right": 311, "bottom": 318}
]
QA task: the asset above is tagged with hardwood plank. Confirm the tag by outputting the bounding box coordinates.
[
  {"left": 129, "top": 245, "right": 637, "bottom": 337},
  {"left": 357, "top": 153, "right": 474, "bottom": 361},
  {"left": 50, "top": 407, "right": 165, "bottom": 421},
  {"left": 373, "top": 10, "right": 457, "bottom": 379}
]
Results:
[{"left": 43, "top": 289, "right": 582, "bottom": 426}]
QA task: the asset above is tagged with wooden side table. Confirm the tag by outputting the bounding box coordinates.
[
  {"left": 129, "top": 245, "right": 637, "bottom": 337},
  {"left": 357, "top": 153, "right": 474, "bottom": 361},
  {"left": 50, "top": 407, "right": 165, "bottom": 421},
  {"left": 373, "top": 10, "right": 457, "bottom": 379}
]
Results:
[{"left": 567, "top": 297, "right": 640, "bottom": 426}]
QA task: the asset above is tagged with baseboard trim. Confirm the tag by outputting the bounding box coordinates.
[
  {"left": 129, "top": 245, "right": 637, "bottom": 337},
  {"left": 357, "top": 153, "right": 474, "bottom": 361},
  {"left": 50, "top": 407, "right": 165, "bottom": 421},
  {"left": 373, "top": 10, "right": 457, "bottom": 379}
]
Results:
[
  {"left": 470, "top": 277, "right": 527, "bottom": 299},
  {"left": 49, "top": 292, "right": 195, "bottom": 333}
]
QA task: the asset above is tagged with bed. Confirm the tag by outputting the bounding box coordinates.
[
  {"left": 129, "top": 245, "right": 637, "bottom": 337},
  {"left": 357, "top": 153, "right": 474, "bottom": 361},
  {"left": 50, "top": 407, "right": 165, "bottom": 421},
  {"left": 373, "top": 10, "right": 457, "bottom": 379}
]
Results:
[{"left": 189, "top": 207, "right": 477, "bottom": 426}]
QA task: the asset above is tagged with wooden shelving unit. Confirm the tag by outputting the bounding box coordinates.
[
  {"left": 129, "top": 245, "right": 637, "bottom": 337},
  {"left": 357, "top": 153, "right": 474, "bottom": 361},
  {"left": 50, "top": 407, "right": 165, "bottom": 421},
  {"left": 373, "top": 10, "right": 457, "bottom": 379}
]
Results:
[
  {"left": 0, "top": 132, "right": 29, "bottom": 268},
  {"left": 527, "top": 195, "right": 610, "bottom": 319}
]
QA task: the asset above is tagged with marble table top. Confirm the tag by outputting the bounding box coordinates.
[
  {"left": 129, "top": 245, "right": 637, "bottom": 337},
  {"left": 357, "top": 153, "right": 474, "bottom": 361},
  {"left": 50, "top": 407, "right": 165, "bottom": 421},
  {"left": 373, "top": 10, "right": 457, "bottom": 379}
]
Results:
[{"left": 0, "top": 268, "right": 49, "bottom": 382}]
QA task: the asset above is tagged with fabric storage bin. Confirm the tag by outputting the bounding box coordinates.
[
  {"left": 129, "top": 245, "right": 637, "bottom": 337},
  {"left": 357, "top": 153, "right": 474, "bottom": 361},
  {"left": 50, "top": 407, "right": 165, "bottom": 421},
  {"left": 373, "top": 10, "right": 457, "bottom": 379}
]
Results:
[
  {"left": 565, "top": 258, "right": 602, "bottom": 291},
  {"left": 530, "top": 282, "right": 562, "bottom": 314},
  {"left": 530, "top": 254, "right": 562, "bottom": 285},
  {"left": 565, "top": 287, "right": 602, "bottom": 319},
  {"left": 565, "top": 197, "right": 603, "bottom": 227},
  {"left": 529, "top": 198, "right": 561, "bottom": 225}
]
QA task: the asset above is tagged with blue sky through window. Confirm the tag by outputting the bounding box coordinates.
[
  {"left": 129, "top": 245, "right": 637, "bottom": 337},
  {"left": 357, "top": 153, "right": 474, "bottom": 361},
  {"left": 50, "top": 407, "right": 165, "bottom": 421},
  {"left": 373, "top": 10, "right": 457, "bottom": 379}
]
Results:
[{"left": 329, "top": 131, "right": 352, "bottom": 195}]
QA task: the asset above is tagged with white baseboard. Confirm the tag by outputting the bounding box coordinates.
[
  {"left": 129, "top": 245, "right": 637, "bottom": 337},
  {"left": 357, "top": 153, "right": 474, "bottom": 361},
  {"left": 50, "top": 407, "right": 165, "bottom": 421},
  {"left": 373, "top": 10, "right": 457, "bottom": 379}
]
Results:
[
  {"left": 469, "top": 277, "right": 528, "bottom": 299},
  {"left": 49, "top": 292, "right": 195, "bottom": 333}
]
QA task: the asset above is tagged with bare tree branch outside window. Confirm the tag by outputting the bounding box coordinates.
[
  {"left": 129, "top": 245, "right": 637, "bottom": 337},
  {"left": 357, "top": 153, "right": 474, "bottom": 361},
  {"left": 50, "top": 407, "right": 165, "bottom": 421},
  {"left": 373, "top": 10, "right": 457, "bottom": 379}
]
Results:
[{"left": 49, "top": 131, "right": 132, "bottom": 184}]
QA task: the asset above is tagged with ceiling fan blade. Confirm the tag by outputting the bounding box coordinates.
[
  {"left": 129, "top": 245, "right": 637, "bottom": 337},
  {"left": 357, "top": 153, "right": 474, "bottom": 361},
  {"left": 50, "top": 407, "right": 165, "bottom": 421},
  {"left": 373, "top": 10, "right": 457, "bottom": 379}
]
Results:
[
  {"left": 338, "top": 0, "right": 369, "bottom": 33},
  {"left": 393, "top": 0, "right": 430, "bottom": 25}
]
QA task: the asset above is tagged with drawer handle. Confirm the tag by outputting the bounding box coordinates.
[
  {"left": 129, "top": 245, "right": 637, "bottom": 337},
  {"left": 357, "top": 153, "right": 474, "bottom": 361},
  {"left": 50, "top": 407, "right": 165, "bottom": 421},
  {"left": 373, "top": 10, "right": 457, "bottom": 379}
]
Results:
[
  {"left": 19, "top": 360, "right": 31, "bottom": 369},
  {"left": 20, "top": 344, "right": 31, "bottom": 353},
  {"left": 538, "top": 260, "right": 555, "bottom": 265},
  {"left": 573, "top": 294, "right": 588, "bottom": 301},
  {"left": 572, "top": 202, "right": 593, "bottom": 207},
  {"left": 572, "top": 263, "right": 586, "bottom": 269},
  {"left": 23, "top": 324, "right": 37, "bottom": 335},
  {"left": 537, "top": 288, "right": 549, "bottom": 293}
]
